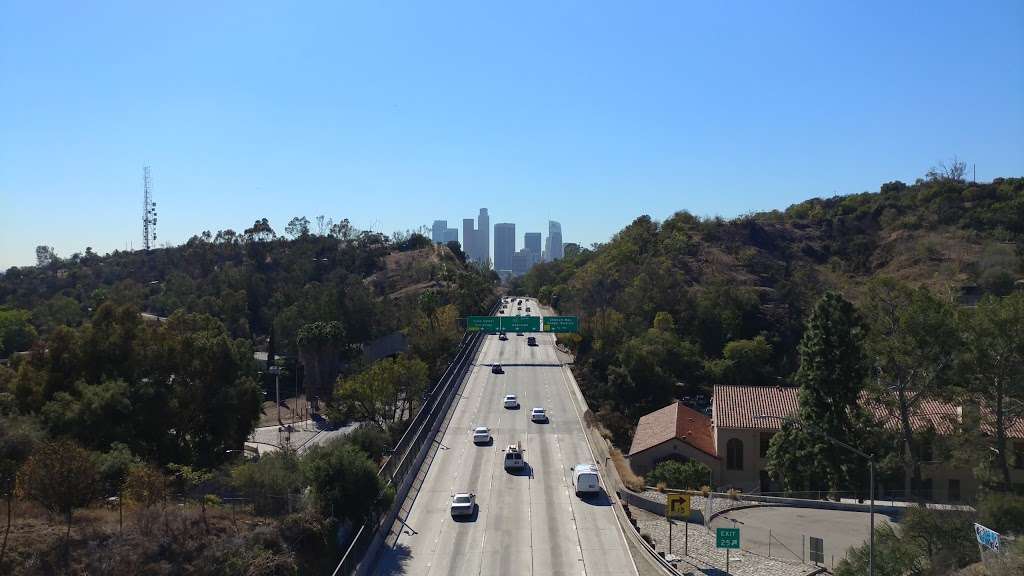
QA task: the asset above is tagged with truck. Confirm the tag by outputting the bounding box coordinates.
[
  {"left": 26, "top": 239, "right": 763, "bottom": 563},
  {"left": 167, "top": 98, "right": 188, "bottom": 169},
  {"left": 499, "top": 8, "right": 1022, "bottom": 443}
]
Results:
[
  {"left": 504, "top": 442, "right": 525, "bottom": 470},
  {"left": 571, "top": 463, "right": 600, "bottom": 497}
]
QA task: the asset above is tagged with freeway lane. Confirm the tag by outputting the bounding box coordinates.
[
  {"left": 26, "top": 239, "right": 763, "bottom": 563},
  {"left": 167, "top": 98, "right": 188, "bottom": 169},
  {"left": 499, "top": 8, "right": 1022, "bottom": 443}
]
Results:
[{"left": 373, "top": 299, "right": 637, "bottom": 576}]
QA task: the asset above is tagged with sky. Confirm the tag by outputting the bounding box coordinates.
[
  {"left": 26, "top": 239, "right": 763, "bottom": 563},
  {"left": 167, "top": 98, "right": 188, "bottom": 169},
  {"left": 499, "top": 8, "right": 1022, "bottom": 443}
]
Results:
[{"left": 1, "top": 1, "right": 1022, "bottom": 270}]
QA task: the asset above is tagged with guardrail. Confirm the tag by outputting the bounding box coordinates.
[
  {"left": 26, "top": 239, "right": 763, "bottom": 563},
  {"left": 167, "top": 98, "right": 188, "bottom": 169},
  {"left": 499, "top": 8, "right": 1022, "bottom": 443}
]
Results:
[{"left": 331, "top": 300, "right": 499, "bottom": 576}]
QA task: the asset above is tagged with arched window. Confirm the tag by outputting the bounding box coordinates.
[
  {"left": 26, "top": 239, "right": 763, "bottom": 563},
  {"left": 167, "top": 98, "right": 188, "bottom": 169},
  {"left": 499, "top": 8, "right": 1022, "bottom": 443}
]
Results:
[{"left": 726, "top": 438, "right": 744, "bottom": 470}]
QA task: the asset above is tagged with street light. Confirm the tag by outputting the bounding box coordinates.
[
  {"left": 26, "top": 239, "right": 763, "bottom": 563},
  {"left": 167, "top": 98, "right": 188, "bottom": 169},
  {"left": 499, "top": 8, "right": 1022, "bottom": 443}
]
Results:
[
  {"left": 756, "top": 414, "right": 875, "bottom": 576},
  {"left": 269, "top": 365, "right": 283, "bottom": 427}
]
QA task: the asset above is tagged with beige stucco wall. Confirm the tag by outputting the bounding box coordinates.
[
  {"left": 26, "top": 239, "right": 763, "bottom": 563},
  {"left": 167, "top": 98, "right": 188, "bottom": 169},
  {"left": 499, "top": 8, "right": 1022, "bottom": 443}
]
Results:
[
  {"left": 628, "top": 438, "right": 720, "bottom": 484},
  {"left": 715, "top": 428, "right": 770, "bottom": 492}
]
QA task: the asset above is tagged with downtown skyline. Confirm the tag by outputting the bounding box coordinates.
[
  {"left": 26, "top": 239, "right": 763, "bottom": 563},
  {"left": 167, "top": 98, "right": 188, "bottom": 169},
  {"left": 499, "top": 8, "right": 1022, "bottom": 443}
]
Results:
[{"left": 431, "top": 210, "right": 565, "bottom": 276}]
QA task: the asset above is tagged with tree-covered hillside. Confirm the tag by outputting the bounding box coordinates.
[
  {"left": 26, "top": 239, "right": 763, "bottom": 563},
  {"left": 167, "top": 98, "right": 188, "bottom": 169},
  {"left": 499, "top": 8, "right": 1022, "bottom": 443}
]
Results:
[{"left": 516, "top": 175, "right": 1023, "bottom": 445}]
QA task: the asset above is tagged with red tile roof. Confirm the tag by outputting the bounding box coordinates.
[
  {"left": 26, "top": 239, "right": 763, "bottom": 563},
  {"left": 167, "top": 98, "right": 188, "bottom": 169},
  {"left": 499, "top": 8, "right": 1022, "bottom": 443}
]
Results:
[
  {"left": 712, "top": 384, "right": 1023, "bottom": 439},
  {"left": 629, "top": 401, "right": 717, "bottom": 458},
  {"left": 713, "top": 385, "right": 800, "bottom": 430}
]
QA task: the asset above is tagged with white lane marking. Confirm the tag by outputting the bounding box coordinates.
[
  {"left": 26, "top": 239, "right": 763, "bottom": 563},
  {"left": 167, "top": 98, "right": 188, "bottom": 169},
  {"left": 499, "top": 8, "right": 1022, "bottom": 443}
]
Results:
[
  {"left": 557, "top": 355, "right": 640, "bottom": 576},
  {"left": 549, "top": 372, "right": 588, "bottom": 576}
]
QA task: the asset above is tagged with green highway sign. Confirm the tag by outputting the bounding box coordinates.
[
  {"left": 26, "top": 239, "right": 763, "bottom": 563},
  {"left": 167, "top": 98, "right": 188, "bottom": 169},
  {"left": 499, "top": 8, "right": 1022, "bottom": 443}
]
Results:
[
  {"left": 543, "top": 316, "right": 579, "bottom": 333},
  {"left": 466, "top": 316, "right": 501, "bottom": 332},
  {"left": 500, "top": 315, "right": 540, "bottom": 332},
  {"left": 716, "top": 528, "right": 740, "bottom": 549}
]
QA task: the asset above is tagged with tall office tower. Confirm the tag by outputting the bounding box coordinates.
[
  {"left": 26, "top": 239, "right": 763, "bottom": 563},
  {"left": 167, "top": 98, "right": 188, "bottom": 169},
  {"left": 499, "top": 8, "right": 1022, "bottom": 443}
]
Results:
[
  {"left": 524, "top": 232, "right": 541, "bottom": 257},
  {"left": 462, "top": 218, "right": 476, "bottom": 260},
  {"left": 431, "top": 220, "right": 448, "bottom": 244},
  {"left": 493, "top": 223, "right": 516, "bottom": 272},
  {"left": 477, "top": 208, "right": 490, "bottom": 266},
  {"left": 444, "top": 228, "right": 459, "bottom": 243},
  {"left": 547, "top": 220, "right": 564, "bottom": 261},
  {"left": 511, "top": 249, "right": 530, "bottom": 276}
]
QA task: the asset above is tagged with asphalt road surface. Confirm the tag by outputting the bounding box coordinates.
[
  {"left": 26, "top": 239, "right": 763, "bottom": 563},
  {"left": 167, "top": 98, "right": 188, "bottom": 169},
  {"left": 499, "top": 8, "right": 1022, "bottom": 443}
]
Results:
[{"left": 373, "top": 298, "right": 637, "bottom": 576}]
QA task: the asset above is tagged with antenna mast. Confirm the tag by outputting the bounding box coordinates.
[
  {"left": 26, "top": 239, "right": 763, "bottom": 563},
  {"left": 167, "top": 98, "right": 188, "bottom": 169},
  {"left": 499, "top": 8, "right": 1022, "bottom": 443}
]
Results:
[{"left": 142, "top": 166, "right": 158, "bottom": 250}]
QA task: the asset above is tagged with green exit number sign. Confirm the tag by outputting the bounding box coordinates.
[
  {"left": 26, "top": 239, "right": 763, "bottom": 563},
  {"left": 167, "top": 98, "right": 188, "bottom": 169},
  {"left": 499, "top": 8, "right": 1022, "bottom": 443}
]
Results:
[
  {"left": 716, "top": 528, "right": 740, "bottom": 549},
  {"left": 543, "top": 316, "right": 579, "bottom": 333}
]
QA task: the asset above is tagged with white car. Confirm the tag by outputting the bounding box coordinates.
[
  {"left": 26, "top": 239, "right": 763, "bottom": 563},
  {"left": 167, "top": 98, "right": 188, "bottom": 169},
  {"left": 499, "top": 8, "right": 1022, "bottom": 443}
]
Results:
[
  {"left": 530, "top": 407, "right": 547, "bottom": 422},
  {"left": 450, "top": 492, "right": 476, "bottom": 517},
  {"left": 473, "top": 426, "right": 492, "bottom": 444},
  {"left": 503, "top": 394, "right": 519, "bottom": 409}
]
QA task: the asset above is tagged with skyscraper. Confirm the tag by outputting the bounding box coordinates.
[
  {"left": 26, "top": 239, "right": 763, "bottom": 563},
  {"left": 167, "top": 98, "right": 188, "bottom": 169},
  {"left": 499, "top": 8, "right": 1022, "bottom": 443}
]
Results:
[
  {"left": 493, "top": 223, "right": 516, "bottom": 272},
  {"left": 431, "top": 220, "right": 448, "bottom": 244},
  {"left": 524, "top": 232, "right": 541, "bottom": 256},
  {"left": 477, "top": 208, "right": 490, "bottom": 266},
  {"left": 462, "top": 218, "right": 476, "bottom": 260},
  {"left": 443, "top": 228, "right": 459, "bottom": 243},
  {"left": 546, "top": 220, "right": 563, "bottom": 261}
]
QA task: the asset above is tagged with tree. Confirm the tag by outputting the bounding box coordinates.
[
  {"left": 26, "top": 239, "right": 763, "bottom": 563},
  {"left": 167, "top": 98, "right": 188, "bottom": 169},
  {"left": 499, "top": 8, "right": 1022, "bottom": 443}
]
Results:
[
  {"left": 925, "top": 156, "right": 967, "bottom": 182},
  {"left": 297, "top": 321, "right": 349, "bottom": 406},
  {"left": 232, "top": 449, "right": 303, "bottom": 516},
  {"left": 301, "top": 440, "right": 390, "bottom": 526},
  {"left": 646, "top": 460, "right": 710, "bottom": 490},
  {"left": 17, "top": 439, "right": 99, "bottom": 547},
  {"left": 243, "top": 218, "right": 277, "bottom": 242},
  {"left": 122, "top": 463, "right": 167, "bottom": 508},
  {"left": 284, "top": 216, "right": 310, "bottom": 239},
  {"left": 335, "top": 354, "right": 429, "bottom": 428},
  {"left": 166, "top": 463, "right": 215, "bottom": 529},
  {"left": 863, "top": 279, "right": 958, "bottom": 500},
  {"left": 35, "top": 245, "right": 58, "bottom": 267},
  {"left": 707, "top": 336, "right": 774, "bottom": 386},
  {"left": 767, "top": 292, "right": 868, "bottom": 494},
  {"left": 0, "top": 308, "right": 37, "bottom": 357},
  {"left": 0, "top": 416, "right": 42, "bottom": 566},
  {"left": 835, "top": 524, "right": 923, "bottom": 576},
  {"left": 960, "top": 293, "right": 1024, "bottom": 490}
]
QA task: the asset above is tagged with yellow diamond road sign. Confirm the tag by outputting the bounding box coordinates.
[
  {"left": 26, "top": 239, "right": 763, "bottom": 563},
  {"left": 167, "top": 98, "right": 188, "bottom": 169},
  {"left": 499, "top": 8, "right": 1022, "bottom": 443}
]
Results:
[{"left": 666, "top": 494, "right": 690, "bottom": 518}]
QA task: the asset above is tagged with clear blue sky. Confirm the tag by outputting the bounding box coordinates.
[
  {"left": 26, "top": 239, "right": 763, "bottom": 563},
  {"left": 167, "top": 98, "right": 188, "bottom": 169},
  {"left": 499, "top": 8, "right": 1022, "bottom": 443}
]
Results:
[{"left": 2, "top": 0, "right": 1022, "bottom": 270}]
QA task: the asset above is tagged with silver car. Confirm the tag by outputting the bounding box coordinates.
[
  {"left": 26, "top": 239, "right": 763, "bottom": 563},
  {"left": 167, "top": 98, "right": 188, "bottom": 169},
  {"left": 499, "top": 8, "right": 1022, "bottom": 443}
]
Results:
[{"left": 450, "top": 492, "right": 476, "bottom": 517}]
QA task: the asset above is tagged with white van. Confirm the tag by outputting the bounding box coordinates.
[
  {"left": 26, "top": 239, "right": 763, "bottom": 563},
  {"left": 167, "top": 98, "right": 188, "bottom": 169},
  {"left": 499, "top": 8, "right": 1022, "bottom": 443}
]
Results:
[
  {"left": 504, "top": 442, "right": 525, "bottom": 470},
  {"left": 571, "top": 464, "right": 600, "bottom": 497}
]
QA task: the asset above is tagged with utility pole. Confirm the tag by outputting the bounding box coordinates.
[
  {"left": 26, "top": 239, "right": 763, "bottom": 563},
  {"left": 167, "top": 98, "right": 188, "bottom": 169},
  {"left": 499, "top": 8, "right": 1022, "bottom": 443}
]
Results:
[{"left": 270, "top": 365, "right": 282, "bottom": 426}]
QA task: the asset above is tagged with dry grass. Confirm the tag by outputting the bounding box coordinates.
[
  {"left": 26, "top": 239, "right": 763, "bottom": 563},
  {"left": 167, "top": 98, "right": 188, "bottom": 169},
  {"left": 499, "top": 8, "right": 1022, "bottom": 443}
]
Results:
[{"left": 610, "top": 449, "right": 644, "bottom": 492}]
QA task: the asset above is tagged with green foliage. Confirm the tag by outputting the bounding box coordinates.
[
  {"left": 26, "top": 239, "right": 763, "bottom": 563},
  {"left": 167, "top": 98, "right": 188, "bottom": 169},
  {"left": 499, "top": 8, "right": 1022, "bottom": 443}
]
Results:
[
  {"left": 836, "top": 508, "right": 979, "bottom": 576},
  {"left": 959, "top": 293, "right": 1024, "bottom": 490},
  {"left": 335, "top": 354, "right": 429, "bottom": 428},
  {"left": 768, "top": 292, "right": 867, "bottom": 493},
  {"left": 0, "top": 415, "right": 43, "bottom": 498},
  {"left": 707, "top": 335, "right": 774, "bottom": 385},
  {"left": 301, "top": 439, "right": 390, "bottom": 526},
  {"left": 342, "top": 425, "right": 391, "bottom": 463},
  {"left": 94, "top": 442, "right": 141, "bottom": 497},
  {"left": 834, "top": 523, "right": 923, "bottom": 576},
  {"left": 0, "top": 308, "right": 37, "bottom": 357},
  {"left": 978, "top": 492, "right": 1024, "bottom": 535},
  {"left": 232, "top": 449, "right": 304, "bottom": 516},
  {"left": 645, "top": 460, "right": 711, "bottom": 490}
]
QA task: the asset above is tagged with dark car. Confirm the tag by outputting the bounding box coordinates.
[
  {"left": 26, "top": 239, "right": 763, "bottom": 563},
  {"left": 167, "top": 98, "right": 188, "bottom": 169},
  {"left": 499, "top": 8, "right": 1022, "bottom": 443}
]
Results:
[
  {"left": 491, "top": 364, "right": 504, "bottom": 374},
  {"left": 527, "top": 336, "right": 537, "bottom": 346}
]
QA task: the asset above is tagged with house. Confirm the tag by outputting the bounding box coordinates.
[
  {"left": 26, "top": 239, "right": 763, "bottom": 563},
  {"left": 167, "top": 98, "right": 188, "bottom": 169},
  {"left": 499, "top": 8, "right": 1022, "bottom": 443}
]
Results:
[
  {"left": 627, "top": 384, "right": 1024, "bottom": 503},
  {"left": 627, "top": 402, "right": 718, "bottom": 483}
]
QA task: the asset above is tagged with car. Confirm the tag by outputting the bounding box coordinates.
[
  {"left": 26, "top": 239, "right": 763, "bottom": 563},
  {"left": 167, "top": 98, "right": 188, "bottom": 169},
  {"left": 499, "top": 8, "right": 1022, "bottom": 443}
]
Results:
[
  {"left": 530, "top": 407, "right": 547, "bottom": 422},
  {"left": 503, "top": 442, "right": 525, "bottom": 470},
  {"left": 526, "top": 307, "right": 531, "bottom": 312},
  {"left": 473, "top": 426, "right": 491, "bottom": 444},
  {"left": 516, "top": 332, "right": 524, "bottom": 336},
  {"left": 527, "top": 336, "right": 537, "bottom": 346},
  {"left": 499, "top": 332, "right": 508, "bottom": 341},
  {"left": 571, "top": 463, "right": 601, "bottom": 496},
  {"left": 491, "top": 364, "right": 504, "bottom": 374},
  {"left": 503, "top": 394, "right": 519, "bottom": 408},
  {"left": 450, "top": 492, "right": 476, "bottom": 517}
]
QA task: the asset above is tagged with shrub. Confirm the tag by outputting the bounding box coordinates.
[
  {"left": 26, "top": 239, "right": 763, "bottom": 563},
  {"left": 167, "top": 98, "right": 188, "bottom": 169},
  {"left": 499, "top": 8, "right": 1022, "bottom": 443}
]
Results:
[
  {"left": 645, "top": 460, "right": 711, "bottom": 491},
  {"left": 978, "top": 492, "right": 1024, "bottom": 535},
  {"left": 610, "top": 449, "right": 644, "bottom": 492},
  {"left": 122, "top": 464, "right": 167, "bottom": 508},
  {"left": 232, "top": 449, "right": 303, "bottom": 516}
]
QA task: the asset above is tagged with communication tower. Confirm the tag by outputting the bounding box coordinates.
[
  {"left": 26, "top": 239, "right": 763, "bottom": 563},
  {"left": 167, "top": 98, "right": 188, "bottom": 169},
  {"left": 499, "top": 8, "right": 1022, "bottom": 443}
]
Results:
[{"left": 142, "top": 166, "right": 158, "bottom": 250}]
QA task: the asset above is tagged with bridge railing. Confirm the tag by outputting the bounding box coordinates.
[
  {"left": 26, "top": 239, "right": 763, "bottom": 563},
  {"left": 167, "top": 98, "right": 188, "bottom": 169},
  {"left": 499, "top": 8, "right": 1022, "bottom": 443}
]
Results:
[{"left": 332, "top": 299, "right": 499, "bottom": 576}]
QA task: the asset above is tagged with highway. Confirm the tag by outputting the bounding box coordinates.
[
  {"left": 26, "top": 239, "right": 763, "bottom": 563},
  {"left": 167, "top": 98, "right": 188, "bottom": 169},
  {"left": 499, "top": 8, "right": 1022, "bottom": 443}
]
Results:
[{"left": 373, "top": 298, "right": 637, "bottom": 576}]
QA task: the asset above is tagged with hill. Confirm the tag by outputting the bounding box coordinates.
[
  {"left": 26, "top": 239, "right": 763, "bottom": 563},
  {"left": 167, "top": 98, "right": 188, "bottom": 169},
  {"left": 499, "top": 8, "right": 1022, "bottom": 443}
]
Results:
[{"left": 515, "top": 175, "right": 1023, "bottom": 446}]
